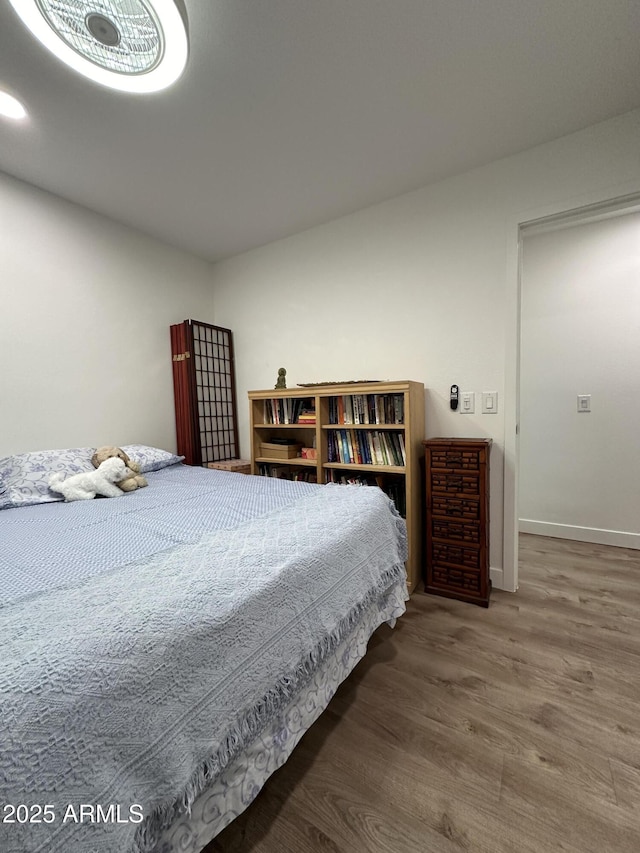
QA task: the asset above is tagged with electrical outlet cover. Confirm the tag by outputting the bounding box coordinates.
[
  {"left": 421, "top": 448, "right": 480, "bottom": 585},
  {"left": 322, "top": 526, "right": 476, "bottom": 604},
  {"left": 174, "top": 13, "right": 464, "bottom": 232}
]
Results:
[{"left": 577, "top": 394, "right": 591, "bottom": 412}]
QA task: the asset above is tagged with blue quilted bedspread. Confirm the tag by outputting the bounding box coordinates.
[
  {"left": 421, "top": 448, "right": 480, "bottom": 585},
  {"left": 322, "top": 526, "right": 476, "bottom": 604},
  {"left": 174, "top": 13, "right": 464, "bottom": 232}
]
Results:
[
  {"left": 0, "top": 465, "right": 407, "bottom": 853},
  {"left": 0, "top": 464, "right": 320, "bottom": 607}
]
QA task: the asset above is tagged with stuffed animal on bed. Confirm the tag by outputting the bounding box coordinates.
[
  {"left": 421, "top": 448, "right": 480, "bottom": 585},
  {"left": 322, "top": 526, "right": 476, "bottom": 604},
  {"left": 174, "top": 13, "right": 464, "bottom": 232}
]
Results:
[
  {"left": 91, "top": 446, "right": 148, "bottom": 492},
  {"left": 49, "top": 457, "right": 128, "bottom": 502}
]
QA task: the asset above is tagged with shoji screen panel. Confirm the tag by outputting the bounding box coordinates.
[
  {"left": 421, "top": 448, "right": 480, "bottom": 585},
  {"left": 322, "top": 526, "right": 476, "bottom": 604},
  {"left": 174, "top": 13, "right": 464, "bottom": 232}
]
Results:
[
  {"left": 170, "top": 320, "right": 197, "bottom": 464},
  {"left": 170, "top": 320, "right": 239, "bottom": 466}
]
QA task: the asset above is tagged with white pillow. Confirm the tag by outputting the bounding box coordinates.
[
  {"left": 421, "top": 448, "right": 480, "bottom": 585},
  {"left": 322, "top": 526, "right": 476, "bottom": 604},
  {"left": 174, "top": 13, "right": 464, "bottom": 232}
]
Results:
[{"left": 120, "top": 445, "right": 184, "bottom": 473}]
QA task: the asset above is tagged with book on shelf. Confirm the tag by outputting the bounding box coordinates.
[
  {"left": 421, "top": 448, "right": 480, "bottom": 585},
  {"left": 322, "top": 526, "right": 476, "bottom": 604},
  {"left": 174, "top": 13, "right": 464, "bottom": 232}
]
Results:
[
  {"left": 371, "top": 432, "right": 384, "bottom": 465},
  {"left": 380, "top": 432, "right": 404, "bottom": 466},
  {"left": 297, "top": 408, "right": 316, "bottom": 424},
  {"left": 356, "top": 431, "right": 369, "bottom": 465},
  {"left": 385, "top": 433, "right": 394, "bottom": 465},
  {"left": 341, "top": 431, "right": 351, "bottom": 464},
  {"left": 398, "top": 432, "right": 406, "bottom": 465},
  {"left": 327, "top": 428, "right": 405, "bottom": 467},
  {"left": 263, "top": 398, "right": 315, "bottom": 425},
  {"left": 328, "top": 393, "right": 405, "bottom": 425},
  {"left": 380, "top": 433, "right": 390, "bottom": 466},
  {"left": 258, "top": 462, "right": 317, "bottom": 482}
]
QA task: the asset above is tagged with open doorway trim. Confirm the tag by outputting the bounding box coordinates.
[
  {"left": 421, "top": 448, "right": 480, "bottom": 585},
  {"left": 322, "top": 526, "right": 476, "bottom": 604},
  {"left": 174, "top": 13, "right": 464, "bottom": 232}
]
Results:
[{"left": 502, "top": 187, "right": 640, "bottom": 593}]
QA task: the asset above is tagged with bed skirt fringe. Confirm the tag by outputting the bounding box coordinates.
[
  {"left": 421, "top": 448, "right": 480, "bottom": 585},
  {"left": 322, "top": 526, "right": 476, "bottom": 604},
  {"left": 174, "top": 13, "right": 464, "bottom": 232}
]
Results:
[{"left": 134, "top": 560, "right": 407, "bottom": 852}]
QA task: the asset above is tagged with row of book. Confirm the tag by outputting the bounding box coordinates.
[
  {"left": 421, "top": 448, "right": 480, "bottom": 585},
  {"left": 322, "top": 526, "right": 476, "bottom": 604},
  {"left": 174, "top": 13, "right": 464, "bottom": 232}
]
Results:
[
  {"left": 256, "top": 463, "right": 317, "bottom": 482},
  {"left": 324, "top": 471, "right": 406, "bottom": 516},
  {"left": 327, "top": 429, "right": 406, "bottom": 467},
  {"left": 328, "top": 394, "right": 404, "bottom": 425},
  {"left": 263, "top": 398, "right": 316, "bottom": 425}
]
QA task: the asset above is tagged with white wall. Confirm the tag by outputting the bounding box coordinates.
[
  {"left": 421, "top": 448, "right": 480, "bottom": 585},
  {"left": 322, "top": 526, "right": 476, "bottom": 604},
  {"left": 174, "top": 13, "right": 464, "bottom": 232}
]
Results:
[
  {"left": 3, "top": 109, "right": 639, "bottom": 585},
  {"left": 519, "top": 212, "right": 640, "bottom": 548},
  {"left": 0, "top": 172, "right": 214, "bottom": 456},
  {"left": 211, "top": 108, "right": 640, "bottom": 589}
]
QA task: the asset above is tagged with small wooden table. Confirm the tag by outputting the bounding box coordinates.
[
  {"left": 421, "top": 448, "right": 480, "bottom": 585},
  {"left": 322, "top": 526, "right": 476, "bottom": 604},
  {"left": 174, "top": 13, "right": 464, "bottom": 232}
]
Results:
[{"left": 206, "top": 459, "right": 251, "bottom": 475}]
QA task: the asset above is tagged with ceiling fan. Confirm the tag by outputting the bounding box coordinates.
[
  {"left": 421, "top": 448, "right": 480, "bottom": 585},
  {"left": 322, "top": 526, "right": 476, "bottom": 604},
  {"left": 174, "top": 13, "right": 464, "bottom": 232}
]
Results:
[{"left": 8, "top": 0, "right": 189, "bottom": 93}]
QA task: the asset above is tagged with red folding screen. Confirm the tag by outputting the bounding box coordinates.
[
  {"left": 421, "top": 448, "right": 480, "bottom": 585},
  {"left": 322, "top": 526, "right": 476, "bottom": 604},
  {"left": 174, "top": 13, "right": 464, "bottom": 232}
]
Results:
[{"left": 170, "top": 320, "right": 239, "bottom": 466}]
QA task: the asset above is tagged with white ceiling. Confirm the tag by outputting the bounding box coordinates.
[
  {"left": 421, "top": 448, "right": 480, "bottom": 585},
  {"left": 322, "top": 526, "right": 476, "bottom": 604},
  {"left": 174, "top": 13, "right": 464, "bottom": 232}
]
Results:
[{"left": 1, "top": 0, "right": 639, "bottom": 263}]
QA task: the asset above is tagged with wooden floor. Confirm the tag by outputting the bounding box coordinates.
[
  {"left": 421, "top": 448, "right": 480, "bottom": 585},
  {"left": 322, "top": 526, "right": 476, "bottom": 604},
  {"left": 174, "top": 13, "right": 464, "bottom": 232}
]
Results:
[{"left": 208, "top": 535, "right": 640, "bottom": 852}]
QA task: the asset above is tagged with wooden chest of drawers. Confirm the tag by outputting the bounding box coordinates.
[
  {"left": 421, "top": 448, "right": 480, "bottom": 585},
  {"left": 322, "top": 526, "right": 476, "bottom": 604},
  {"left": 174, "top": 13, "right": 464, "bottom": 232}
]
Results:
[{"left": 423, "top": 438, "right": 492, "bottom": 607}]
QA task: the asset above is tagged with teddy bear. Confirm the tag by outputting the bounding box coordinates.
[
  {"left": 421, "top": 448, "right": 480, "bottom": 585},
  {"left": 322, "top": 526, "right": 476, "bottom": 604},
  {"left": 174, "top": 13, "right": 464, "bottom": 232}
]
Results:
[
  {"left": 91, "top": 446, "right": 148, "bottom": 493},
  {"left": 49, "top": 457, "right": 128, "bottom": 502}
]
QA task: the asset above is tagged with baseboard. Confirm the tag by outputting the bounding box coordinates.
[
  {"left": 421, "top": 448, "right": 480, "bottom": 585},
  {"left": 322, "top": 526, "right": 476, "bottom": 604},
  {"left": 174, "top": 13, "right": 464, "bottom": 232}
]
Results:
[
  {"left": 519, "top": 519, "right": 640, "bottom": 550},
  {"left": 490, "top": 566, "right": 506, "bottom": 590}
]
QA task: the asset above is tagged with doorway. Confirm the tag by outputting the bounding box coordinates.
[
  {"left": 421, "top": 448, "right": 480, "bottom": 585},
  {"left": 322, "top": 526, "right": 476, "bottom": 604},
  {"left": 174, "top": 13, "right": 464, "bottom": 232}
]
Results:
[{"left": 515, "top": 200, "right": 640, "bottom": 581}]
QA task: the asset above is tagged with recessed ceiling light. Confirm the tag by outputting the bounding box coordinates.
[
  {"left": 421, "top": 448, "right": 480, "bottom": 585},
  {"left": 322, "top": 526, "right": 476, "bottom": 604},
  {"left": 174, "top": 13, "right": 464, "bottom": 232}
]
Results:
[
  {"left": 0, "top": 91, "right": 27, "bottom": 120},
  {"left": 8, "top": 0, "right": 189, "bottom": 94}
]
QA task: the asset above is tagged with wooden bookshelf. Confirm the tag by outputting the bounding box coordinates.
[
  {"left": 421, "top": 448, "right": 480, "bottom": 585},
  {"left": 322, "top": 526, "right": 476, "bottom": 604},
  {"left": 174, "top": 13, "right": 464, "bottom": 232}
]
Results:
[{"left": 248, "top": 381, "right": 425, "bottom": 592}]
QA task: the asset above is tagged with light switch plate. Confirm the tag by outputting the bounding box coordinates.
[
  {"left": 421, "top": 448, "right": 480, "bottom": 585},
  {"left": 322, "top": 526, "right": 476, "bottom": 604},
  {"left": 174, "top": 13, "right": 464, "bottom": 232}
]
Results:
[
  {"left": 482, "top": 392, "right": 498, "bottom": 414},
  {"left": 460, "top": 391, "right": 475, "bottom": 414}
]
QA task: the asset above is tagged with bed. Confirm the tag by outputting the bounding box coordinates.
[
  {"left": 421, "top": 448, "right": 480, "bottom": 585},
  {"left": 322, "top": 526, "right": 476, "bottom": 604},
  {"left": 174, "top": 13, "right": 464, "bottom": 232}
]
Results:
[{"left": 0, "top": 447, "right": 408, "bottom": 853}]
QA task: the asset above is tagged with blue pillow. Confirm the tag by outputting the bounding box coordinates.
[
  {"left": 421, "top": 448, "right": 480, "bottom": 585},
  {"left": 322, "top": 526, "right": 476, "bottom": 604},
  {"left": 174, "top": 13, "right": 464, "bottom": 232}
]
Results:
[
  {"left": 0, "top": 448, "right": 94, "bottom": 509},
  {"left": 120, "top": 445, "right": 184, "bottom": 473}
]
